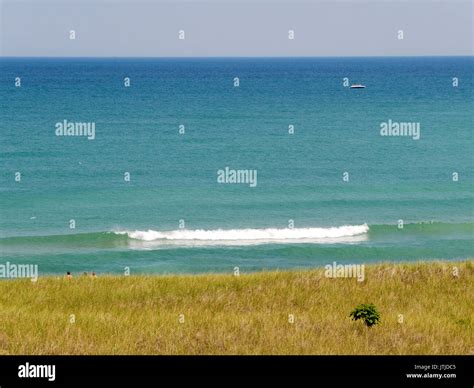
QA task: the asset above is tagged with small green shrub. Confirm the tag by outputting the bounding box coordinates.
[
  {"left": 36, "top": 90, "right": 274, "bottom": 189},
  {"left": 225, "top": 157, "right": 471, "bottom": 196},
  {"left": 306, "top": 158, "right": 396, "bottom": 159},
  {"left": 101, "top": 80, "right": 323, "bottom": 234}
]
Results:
[{"left": 349, "top": 304, "right": 381, "bottom": 328}]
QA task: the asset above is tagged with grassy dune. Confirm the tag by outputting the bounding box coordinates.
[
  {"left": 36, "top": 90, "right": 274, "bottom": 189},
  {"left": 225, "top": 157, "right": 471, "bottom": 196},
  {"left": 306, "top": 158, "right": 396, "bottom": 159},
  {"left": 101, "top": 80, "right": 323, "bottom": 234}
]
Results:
[{"left": 0, "top": 261, "right": 472, "bottom": 355}]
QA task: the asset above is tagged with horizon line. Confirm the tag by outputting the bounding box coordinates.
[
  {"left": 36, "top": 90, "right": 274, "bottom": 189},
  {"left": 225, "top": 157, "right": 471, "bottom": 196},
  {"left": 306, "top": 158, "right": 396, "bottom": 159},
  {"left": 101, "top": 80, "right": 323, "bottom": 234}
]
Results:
[{"left": 1, "top": 54, "right": 473, "bottom": 59}]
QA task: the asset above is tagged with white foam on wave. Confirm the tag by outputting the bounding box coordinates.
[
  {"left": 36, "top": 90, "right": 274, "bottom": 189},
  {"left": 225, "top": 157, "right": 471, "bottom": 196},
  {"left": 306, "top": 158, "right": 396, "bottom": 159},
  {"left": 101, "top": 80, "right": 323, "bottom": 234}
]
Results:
[{"left": 114, "top": 224, "right": 369, "bottom": 247}]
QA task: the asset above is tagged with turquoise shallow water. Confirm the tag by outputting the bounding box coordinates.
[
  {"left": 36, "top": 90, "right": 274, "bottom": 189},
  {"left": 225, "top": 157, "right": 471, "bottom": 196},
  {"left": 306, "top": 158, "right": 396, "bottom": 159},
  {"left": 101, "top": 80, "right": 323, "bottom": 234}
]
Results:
[{"left": 0, "top": 57, "right": 473, "bottom": 274}]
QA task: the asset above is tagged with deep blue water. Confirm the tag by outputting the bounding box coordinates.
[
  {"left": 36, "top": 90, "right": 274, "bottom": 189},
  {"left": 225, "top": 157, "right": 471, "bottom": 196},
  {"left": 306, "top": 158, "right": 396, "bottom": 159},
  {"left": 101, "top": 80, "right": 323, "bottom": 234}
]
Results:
[{"left": 0, "top": 57, "right": 472, "bottom": 275}]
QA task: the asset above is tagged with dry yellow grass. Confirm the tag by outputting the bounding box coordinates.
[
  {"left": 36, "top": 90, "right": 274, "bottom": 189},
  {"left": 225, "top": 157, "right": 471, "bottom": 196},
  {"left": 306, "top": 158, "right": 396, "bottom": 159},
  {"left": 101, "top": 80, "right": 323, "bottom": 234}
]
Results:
[{"left": 0, "top": 260, "right": 472, "bottom": 355}]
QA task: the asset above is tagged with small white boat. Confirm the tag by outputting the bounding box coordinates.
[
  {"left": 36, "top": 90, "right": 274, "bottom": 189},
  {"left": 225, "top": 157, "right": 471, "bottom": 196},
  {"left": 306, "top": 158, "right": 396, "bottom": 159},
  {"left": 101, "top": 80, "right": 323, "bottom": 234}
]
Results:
[{"left": 350, "top": 84, "right": 366, "bottom": 89}]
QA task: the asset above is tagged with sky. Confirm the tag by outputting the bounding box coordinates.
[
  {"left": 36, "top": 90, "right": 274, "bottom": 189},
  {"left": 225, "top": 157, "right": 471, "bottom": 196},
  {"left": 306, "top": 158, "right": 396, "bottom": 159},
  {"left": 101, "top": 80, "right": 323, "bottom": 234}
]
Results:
[{"left": 0, "top": 0, "right": 472, "bottom": 57}]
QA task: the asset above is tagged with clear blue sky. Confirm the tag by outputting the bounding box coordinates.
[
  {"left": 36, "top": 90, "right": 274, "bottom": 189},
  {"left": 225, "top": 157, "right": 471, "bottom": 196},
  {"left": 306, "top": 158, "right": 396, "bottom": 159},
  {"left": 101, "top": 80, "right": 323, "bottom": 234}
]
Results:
[{"left": 1, "top": 0, "right": 472, "bottom": 57}]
